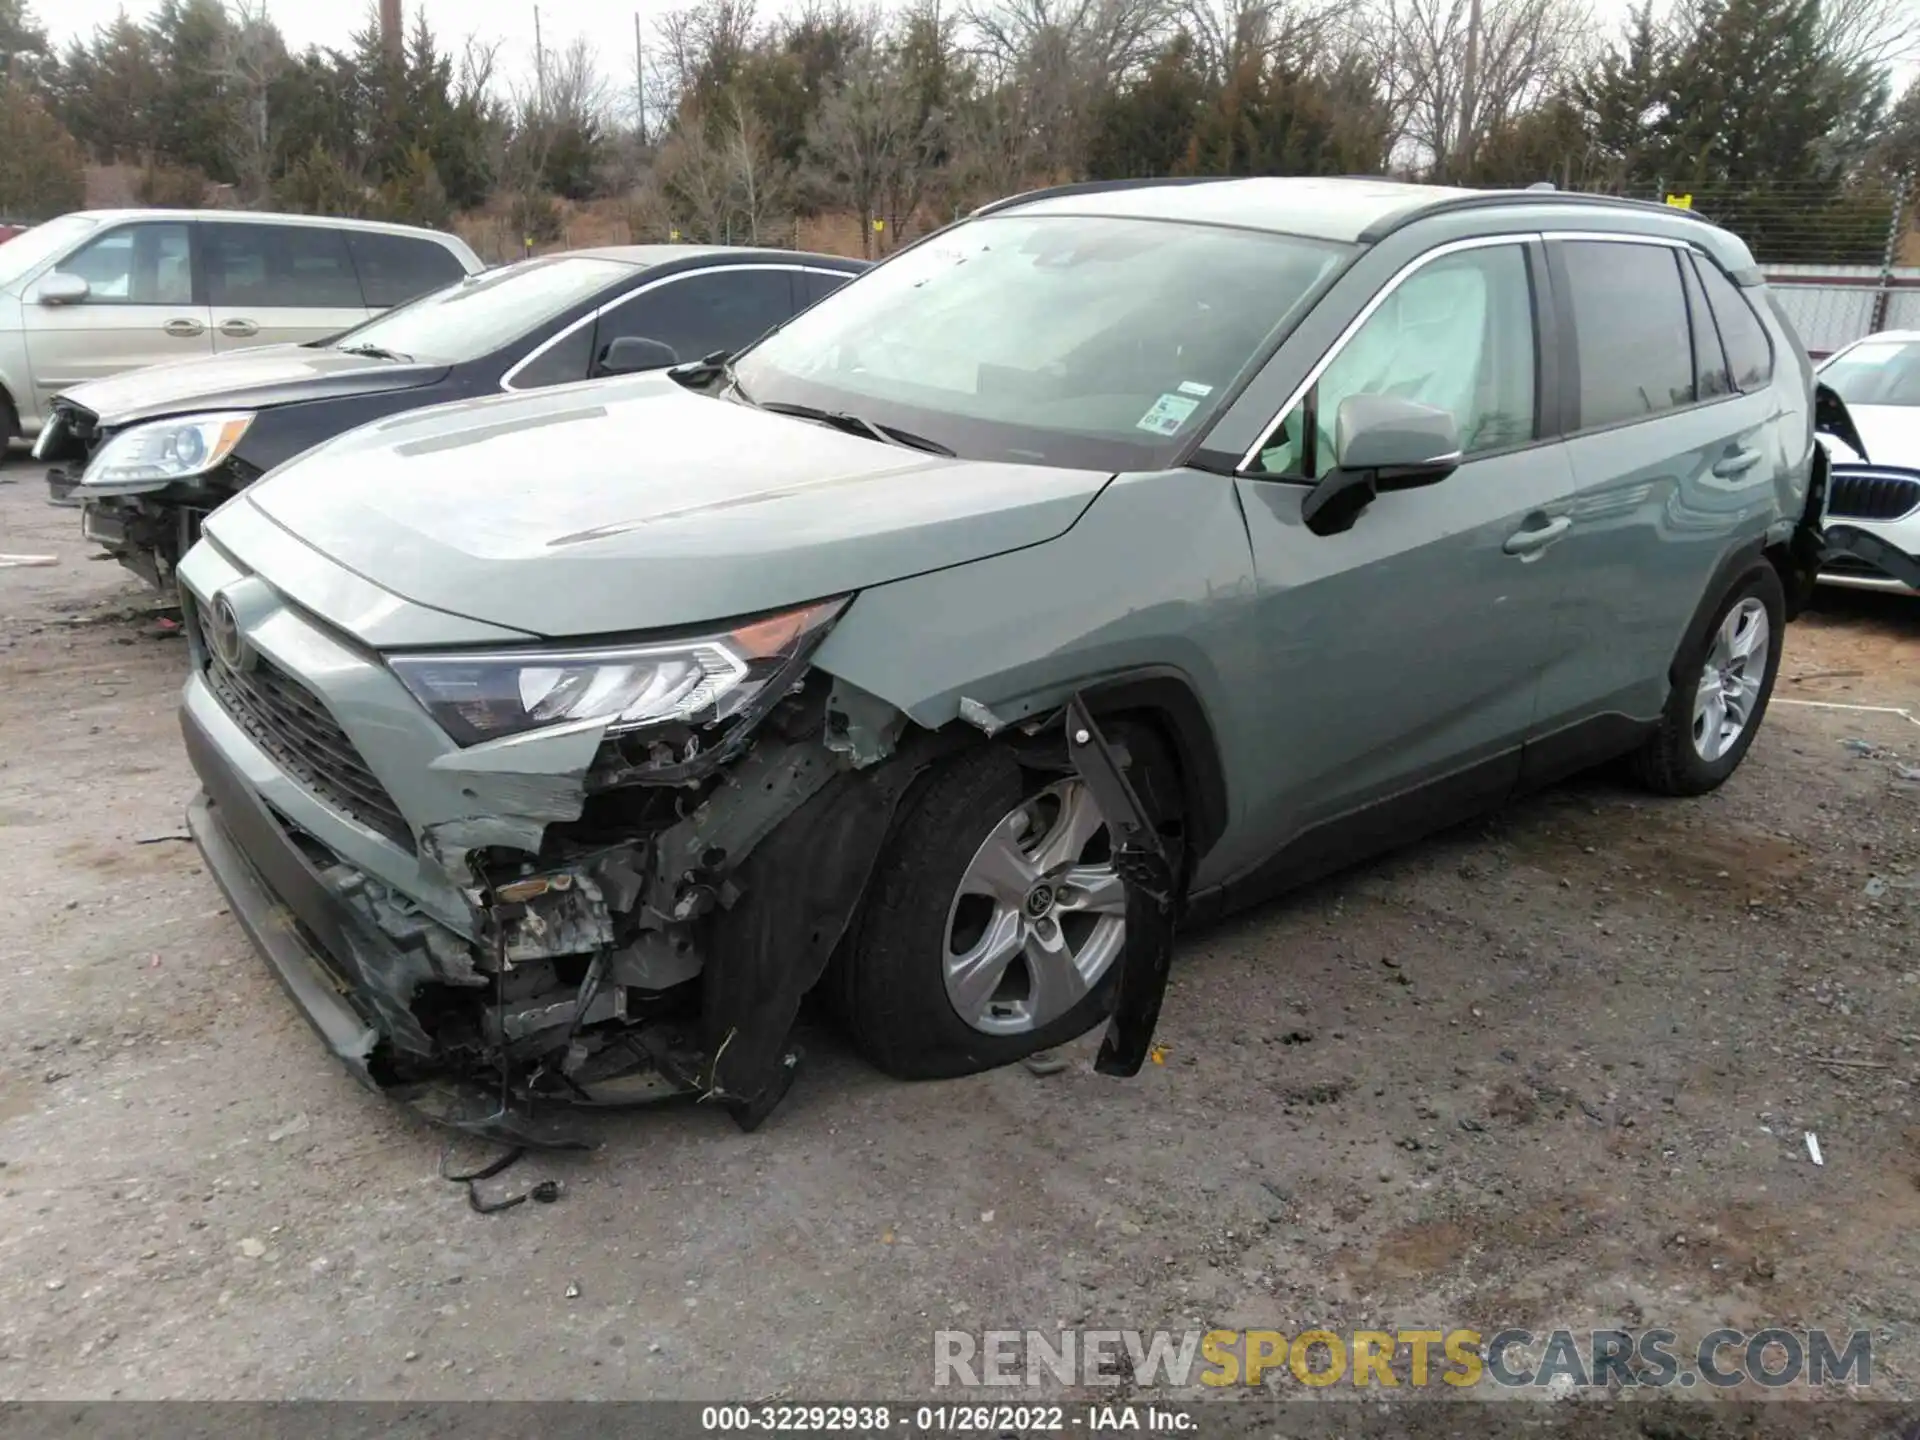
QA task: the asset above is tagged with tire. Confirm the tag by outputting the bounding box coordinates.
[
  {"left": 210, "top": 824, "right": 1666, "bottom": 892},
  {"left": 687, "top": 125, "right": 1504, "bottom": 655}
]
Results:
[
  {"left": 0, "top": 392, "right": 17, "bottom": 466},
  {"left": 837, "top": 723, "right": 1181, "bottom": 1080},
  {"left": 1629, "top": 562, "right": 1785, "bottom": 797}
]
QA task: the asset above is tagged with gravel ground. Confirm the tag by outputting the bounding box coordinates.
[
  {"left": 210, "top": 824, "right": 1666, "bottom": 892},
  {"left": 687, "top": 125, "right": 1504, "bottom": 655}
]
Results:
[{"left": 1, "top": 467, "right": 1918, "bottom": 1405}]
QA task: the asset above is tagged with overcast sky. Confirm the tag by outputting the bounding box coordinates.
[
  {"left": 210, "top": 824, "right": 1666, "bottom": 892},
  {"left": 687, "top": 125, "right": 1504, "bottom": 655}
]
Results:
[{"left": 37, "top": 0, "right": 1917, "bottom": 100}]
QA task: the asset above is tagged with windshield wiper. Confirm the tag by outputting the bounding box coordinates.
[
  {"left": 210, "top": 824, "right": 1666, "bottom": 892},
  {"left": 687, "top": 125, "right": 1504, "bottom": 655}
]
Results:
[
  {"left": 335, "top": 343, "right": 412, "bottom": 362},
  {"left": 755, "top": 400, "right": 955, "bottom": 457}
]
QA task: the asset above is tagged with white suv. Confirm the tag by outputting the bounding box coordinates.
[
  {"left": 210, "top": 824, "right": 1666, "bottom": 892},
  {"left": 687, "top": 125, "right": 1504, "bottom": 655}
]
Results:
[{"left": 0, "top": 209, "right": 483, "bottom": 448}]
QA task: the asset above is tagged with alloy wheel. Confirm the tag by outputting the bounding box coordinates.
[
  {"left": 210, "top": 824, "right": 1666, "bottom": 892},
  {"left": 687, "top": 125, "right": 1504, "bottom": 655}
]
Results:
[
  {"left": 1691, "top": 596, "right": 1770, "bottom": 763},
  {"left": 942, "top": 779, "right": 1125, "bottom": 1036}
]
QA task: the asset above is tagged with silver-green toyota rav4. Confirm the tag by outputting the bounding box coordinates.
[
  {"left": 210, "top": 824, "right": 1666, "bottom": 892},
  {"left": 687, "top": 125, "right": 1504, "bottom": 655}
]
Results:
[{"left": 173, "top": 178, "right": 1847, "bottom": 1142}]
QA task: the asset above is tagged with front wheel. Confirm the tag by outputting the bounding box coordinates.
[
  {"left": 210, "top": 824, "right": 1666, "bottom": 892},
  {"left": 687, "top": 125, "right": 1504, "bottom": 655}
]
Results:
[
  {"left": 1630, "top": 562, "right": 1785, "bottom": 796},
  {"left": 836, "top": 727, "right": 1180, "bottom": 1080}
]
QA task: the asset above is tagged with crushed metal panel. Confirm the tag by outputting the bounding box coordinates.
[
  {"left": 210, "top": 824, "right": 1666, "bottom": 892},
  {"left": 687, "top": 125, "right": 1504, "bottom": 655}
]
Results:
[{"left": 826, "top": 677, "right": 911, "bottom": 765}]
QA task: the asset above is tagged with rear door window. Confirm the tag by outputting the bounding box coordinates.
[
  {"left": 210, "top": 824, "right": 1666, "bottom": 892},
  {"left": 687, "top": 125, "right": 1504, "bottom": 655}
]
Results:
[
  {"left": 1557, "top": 241, "right": 1695, "bottom": 430},
  {"left": 348, "top": 232, "right": 468, "bottom": 308},
  {"left": 202, "top": 223, "right": 361, "bottom": 307},
  {"left": 1692, "top": 256, "right": 1774, "bottom": 392}
]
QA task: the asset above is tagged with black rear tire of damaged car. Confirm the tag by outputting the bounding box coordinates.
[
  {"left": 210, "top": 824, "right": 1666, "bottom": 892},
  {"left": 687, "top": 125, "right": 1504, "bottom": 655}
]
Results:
[
  {"left": 1629, "top": 561, "right": 1785, "bottom": 797},
  {"left": 837, "top": 725, "right": 1182, "bottom": 1081}
]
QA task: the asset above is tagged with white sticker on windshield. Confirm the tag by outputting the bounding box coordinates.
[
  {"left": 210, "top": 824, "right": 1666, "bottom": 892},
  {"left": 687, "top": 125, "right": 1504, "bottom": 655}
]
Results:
[
  {"left": 1137, "top": 393, "right": 1200, "bottom": 436},
  {"left": 1178, "top": 380, "right": 1214, "bottom": 397}
]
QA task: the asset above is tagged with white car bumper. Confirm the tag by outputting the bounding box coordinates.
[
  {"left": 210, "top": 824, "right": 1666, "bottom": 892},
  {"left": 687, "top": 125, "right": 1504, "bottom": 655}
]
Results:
[{"left": 1821, "top": 467, "right": 1920, "bottom": 594}]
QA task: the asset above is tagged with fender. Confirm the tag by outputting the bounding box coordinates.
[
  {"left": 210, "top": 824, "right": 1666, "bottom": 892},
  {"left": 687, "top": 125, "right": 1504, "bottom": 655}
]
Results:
[{"left": 1072, "top": 668, "right": 1230, "bottom": 861}]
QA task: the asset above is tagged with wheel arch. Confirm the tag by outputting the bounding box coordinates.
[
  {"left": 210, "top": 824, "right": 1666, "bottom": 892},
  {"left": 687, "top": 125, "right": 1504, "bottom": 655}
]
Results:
[
  {"left": 1668, "top": 536, "right": 1772, "bottom": 690},
  {"left": 1045, "top": 669, "right": 1230, "bottom": 862}
]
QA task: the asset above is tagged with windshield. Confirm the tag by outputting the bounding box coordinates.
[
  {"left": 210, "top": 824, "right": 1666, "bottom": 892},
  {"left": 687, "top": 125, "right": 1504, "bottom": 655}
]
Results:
[
  {"left": 1821, "top": 338, "right": 1920, "bottom": 408},
  {"left": 325, "top": 255, "right": 638, "bottom": 363},
  {"left": 730, "top": 215, "right": 1348, "bottom": 469},
  {"left": 0, "top": 215, "right": 99, "bottom": 289}
]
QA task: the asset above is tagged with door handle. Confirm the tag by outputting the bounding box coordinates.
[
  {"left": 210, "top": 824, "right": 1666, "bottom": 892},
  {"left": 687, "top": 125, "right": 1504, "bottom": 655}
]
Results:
[
  {"left": 1712, "top": 447, "right": 1763, "bottom": 478},
  {"left": 218, "top": 319, "right": 259, "bottom": 338},
  {"left": 163, "top": 318, "right": 205, "bottom": 338},
  {"left": 1503, "top": 515, "right": 1573, "bottom": 556}
]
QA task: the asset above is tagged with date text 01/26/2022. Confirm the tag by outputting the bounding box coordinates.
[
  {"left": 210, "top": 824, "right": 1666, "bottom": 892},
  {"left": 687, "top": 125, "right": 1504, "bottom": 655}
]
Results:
[{"left": 699, "top": 1405, "right": 1195, "bottom": 1432}]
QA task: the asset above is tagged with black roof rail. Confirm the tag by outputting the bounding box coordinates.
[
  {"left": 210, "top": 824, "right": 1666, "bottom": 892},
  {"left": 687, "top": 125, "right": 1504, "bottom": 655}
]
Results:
[
  {"left": 1358, "top": 187, "right": 1722, "bottom": 243},
  {"left": 970, "top": 175, "right": 1242, "bottom": 219}
]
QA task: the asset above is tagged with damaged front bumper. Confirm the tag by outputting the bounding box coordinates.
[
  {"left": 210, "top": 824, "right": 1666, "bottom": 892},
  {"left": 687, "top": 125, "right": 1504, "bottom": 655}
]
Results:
[
  {"left": 173, "top": 542, "right": 949, "bottom": 1145},
  {"left": 182, "top": 743, "right": 594, "bottom": 1149},
  {"left": 80, "top": 494, "right": 205, "bottom": 594}
]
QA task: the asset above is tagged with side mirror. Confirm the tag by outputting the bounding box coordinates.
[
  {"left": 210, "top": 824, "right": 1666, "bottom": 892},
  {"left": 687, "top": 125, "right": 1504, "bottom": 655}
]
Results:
[
  {"left": 37, "top": 272, "right": 90, "bottom": 306},
  {"left": 1302, "top": 394, "right": 1462, "bottom": 537},
  {"left": 595, "top": 335, "right": 679, "bottom": 376}
]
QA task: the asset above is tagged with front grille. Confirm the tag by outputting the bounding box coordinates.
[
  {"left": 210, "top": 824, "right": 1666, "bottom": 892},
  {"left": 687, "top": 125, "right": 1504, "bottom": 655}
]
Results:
[
  {"left": 191, "top": 599, "right": 416, "bottom": 852},
  {"left": 1828, "top": 468, "right": 1920, "bottom": 522}
]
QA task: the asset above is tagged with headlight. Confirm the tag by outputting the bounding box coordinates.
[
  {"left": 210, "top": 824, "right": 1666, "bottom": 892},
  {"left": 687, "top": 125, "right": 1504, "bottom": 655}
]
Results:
[
  {"left": 389, "top": 598, "right": 848, "bottom": 747},
  {"left": 80, "top": 412, "right": 254, "bottom": 492}
]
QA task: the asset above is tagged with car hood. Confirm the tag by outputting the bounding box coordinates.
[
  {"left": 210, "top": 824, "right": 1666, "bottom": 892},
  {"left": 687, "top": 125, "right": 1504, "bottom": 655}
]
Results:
[
  {"left": 1815, "top": 403, "right": 1920, "bottom": 467},
  {"left": 234, "top": 374, "right": 1113, "bottom": 639},
  {"left": 57, "top": 345, "right": 447, "bottom": 427}
]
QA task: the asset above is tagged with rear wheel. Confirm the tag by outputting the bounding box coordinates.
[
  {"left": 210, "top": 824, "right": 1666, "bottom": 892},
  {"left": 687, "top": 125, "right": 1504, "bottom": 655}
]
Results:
[
  {"left": 1630, "top": 563, "right": 1784, "bottom": 796},
  {"left": 0, "top": 392, "right": 17, "bottom": 465},
  {"left": 838, "top": 726, "right": 1179, "bottom": 1080}
]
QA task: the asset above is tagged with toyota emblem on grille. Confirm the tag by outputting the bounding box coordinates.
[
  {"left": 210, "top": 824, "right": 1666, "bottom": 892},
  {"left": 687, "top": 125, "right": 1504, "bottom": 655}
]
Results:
[{"left": 206, "top": 593, "right": 246, "bottom": 670}]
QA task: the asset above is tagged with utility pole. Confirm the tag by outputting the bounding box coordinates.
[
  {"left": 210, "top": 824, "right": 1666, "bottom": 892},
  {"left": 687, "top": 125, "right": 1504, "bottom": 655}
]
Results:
[
  {"left": 635, "top": 12, "right": 647, "bottom": 146},
  {"left": 379, "top": 0, "right": 403, "bottom": 62},
  {"left": 1454, "top": 0, "right": 1482, "bottom": 181},
  {"left": 534, "top": 4, "right": 546, "bottom": 113}
]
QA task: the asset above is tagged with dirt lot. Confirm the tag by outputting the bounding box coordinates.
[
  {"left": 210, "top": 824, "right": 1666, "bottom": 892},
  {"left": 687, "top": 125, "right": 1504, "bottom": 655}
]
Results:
[{"left": 1, "top": 468, "right": 1918, "bottom": 1405}]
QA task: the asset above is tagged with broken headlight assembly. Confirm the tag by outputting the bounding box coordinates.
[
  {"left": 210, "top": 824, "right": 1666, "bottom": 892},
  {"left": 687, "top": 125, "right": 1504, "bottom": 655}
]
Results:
[
  {"left": 388, "top": 598, "right": 848, "bottom": 747},
  {"left": 80, "top": 412, "right": 255, "bottom": 493}
]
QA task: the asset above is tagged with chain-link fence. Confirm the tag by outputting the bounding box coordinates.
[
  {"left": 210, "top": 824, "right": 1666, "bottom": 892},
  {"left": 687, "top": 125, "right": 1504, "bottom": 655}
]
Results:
[{"left": 1575, "top": 178, "right": 1916, "bottom": 358}]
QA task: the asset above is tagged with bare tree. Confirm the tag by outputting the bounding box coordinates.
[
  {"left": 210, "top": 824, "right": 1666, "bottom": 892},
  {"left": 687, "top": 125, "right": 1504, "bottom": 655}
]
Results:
[
  {"left": 653, "top": 0, "right": 761, "bottom": 120},
  {"left": 1176, "top": 0, "right": 1343, "bottom": 84},
  {"left": 653, "top": 110, "right": 740, "bottom": 240},
  {"left": 809, "top": 40, "right": 932, "bottom": 253},
  {"left": 1814, "top": 0, "right": 1917, "bottom": 72},
  {"left": 958, "top": 0, "right": 1176, "bottom": 181},
  {"left": 217, "top": 0, "right": 286, "bottom": 204},
  {"left": 1360, "top": 0, "right": 1595, "bottom": 175},
  {"left": 726, "top": 91, "right": 792, "bottom": 241},
  {"left": 545, "top": 35, "right": 613, "bottom": 130}
]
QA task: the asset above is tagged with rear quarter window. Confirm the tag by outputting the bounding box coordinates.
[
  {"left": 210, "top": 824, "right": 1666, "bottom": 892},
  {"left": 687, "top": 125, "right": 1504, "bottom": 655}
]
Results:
[
  {"left": 348, "top": 232, "right": 468, "bottom": 308},
  {"left": 1693, "top": 256, "right": 1774, "bottom": 391}
]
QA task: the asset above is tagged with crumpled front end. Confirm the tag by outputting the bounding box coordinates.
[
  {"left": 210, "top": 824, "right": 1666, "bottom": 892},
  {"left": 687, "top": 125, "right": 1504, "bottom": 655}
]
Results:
[
  {"left": 175, "top": 523, "right": 934, "bottom": 1147},
  {"left": 1812, "top": 383, "right": 1920, "bottom": 595}
]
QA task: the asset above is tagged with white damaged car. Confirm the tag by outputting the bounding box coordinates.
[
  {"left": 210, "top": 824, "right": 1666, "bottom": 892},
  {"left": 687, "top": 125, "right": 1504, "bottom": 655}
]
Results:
[{"left": 1815, "top": 331, "right": 1920, "bottom": 595}]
